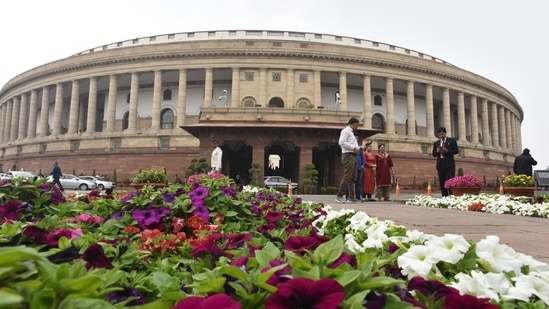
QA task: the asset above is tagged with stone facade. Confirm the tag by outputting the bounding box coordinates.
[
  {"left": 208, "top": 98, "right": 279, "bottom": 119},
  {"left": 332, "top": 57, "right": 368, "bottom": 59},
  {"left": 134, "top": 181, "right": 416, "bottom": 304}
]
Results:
[{"left": 0, "top": 30, "right": 521, "bottom": 188}]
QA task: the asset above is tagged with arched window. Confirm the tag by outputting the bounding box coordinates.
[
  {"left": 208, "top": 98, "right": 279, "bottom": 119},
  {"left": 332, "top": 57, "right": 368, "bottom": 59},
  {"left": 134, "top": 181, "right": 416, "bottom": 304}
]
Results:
[
  {"left": 268, "top": 97, "right": 284, "bottom": 108},
  {"left": 161, "top": 108, "right": 174, "bottom": 129},
  {"left": 296, "top": 98, "right": 312, "bottom": 108},
  {"left": 374, "top": 95, "right": 382, "bottom": 106},
  {"left": 163, "top": 89, "right": 172, "bottom": 101},
  {"left": 372, "top": 113, "right": 385, "bottom": 133},
  {"left": 122, "top": 112, "right": 129, "bottom": 130},
  {"left": 241, "top": 96, "right": 257, "bottom": 107}
]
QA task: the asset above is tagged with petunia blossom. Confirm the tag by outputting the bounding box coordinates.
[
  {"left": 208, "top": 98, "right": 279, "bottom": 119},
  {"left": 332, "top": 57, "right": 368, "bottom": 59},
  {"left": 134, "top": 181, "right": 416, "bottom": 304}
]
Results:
[
  {"left": 265, "top": 277, "right": 345, "bottom": 309},
  {"left": 82, "top": 243, "right": 114, "bottom": 269},
  {"left": 173, "top": 293, "right": 240, "bottom": 309}
]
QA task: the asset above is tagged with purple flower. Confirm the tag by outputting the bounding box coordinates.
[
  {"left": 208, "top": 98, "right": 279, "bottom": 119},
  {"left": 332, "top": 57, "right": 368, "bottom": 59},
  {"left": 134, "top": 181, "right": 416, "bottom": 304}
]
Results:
[
  {"left": 131, "top": 207, "right": 170, "bottom": 229},
  {"left": 0, "top": 200, "right": 22, "bottom": 223},
  {"left": 189, "top": 186, "right": 209, "bottom": 200},
  {"left": 82, "top": 244, "right": 113, "bottom": 270},
  {"left": 193, "top": 205, "right": 210, "bottom": 222},
  {"left": 107, "top": 286, "right": 146, "bottom": 305},
  {"left": 265, "top": 211, "right": 284, "bottom": 223},
  {"left": 23, "top": 225, "right": 48, "bottom": 244},
  {"left": 120, "top": 191, "right": 139, "bottom": 204},
  {"left": 265, "top": 277, "right": 344, "bottom": 309},
  {"left": 163, "top": 192, "right": 176, "bottom": 204},
  {"left": 220, "top": 186, "right": 236, "bottom": 198}
]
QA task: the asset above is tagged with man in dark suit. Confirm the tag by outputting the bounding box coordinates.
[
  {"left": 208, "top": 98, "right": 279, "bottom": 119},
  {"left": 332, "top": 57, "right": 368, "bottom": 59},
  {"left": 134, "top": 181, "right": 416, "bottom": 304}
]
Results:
[{"left": 432, "top": 127, "right": 459, "bottom": 196}]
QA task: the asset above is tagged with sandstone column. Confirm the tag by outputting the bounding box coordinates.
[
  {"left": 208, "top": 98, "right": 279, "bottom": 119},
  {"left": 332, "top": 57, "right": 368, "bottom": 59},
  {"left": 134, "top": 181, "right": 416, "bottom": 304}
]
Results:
[
  {"left": 86, "top": 76, "right": 98, "bottom": 133},
  {"left": 362, "top": 74, "right": 372, "bottom": 129},
  {"left": 39, "top": 87, "right": 50, "bottom": 137},
  {"left": 106, "top": 74, "right": 118, "bottom": 132},
  {"left": 230, "top": 67, "right": 239, "bottom": 108},
  {"left": 339, "top": 72, "right": 347, "bottom": 110},
  {"left": 27, "top": 90, "right": 38, "bottom": 138},
  {"left": 259, "top": 68, "right": 267, "bottom": 106},
  {"left": 286, "top": 69, "right": 294, "bottom": 107},
  {"left": 52, "top": 83, "right": 64, "bottom": 135},
  {"left": 11, "top": 96, "right": 20, "bottom": 141},
  {"left": 425, "top": 84, "right": 434, "bottom": 138},
  {"left": 490, "top": 102, "right": 499, "bottom": 147},
  {"left": 176, "top": 69, "right": 187, "bottom": 127},
  {"left": 470, "top": 95, "right": 479, "bottom": 144},
  {"left": 505, "top": 109, "right": 512, "bottom": 150},
  {"left": 313, "top": 71, "right": 321, "bottom": 107},
  {"left": 406, "top": 80, "right": 416, "bottom": 136},
  {"left": 0, "top": 104, "right": 4, "bottom": 143},
  {"left": 204, "top": 68, "right": 213, "bottom": 107},
  {"left": 151, "top": 70, "right": 162, "bottom": 130},
  {"left": 128, "top": 72, "right": 139, "bottom": 131},
  {"left": 5, "top": 100, "right": 12, "bottom": 141},
  {"left": 457, "top": 91, "right": 466, "bottom": 142},
  {"left": 68, "top": 80, "right": 80, "bottom": 134},
  {"left": 442, "top": 88, "right": 451, "bottom": 136},
  {"left": 18, "top": 93, "right": 28, "bottom": 140},
  {"left": 385, "top": 78, "right": 395, "bottom": 134},
  {"left": 481, "top": 99, "right": 490, "bottom": 146}
]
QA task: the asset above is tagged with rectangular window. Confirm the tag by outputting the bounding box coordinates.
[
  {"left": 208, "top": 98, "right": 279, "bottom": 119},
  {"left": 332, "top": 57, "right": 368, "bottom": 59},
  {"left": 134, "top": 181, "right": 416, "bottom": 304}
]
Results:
[
  {"left": 159, "top": 137, "right": 170, "bottom": 149},
  {"left": 112, "top": 138, "right": 122, "bottom": 150},
  {"left": 245, "top": 72, "right": 255, "bottom": 81},
  {"left": 149, "top": 36, "right": 156, "bottom": 42},
  {"left": 39, "top": 143, "right": 47, "bottom": 154},
  {"left": 299, "top": 73, "right": 308, "bottom": 83},
  {"left": 245, "top": 41, "right": 255, "bottom": 46},
  {"left": 16, "top": 146, "right": 22, "bottom": 156},
  {"left": 299, "top": 43, "right": 309, "bottom": 49},
  {"left": 168, "top": 34, "right": 175, "bottom": 39},
  {"left": 273, "top": 42, "right": 282, "bottom": 47},
  {"left": 272, "top": 72, "right": 281, "bottom": 82},
  {"left": 70, "top": 140, "right": 80, "bottom": 152}
]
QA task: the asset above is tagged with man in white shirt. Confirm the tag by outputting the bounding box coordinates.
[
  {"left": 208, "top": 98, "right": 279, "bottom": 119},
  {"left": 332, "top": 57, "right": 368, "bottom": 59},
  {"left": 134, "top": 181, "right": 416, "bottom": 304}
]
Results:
[
  {"left": 211, "top": 141, "right": 223, "bottom": 173},
  {"left": 335, "top": 117, "right": 361, "bottom": 203}
]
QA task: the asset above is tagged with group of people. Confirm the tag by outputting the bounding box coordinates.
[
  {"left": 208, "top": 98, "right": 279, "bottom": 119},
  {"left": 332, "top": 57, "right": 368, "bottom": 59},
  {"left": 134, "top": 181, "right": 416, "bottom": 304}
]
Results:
[
  {"left": 337, "top": 118, "right": 538, "bottom": 202},
  {"left": 335, "top": 117, "right": 395, "bottom": 203}
]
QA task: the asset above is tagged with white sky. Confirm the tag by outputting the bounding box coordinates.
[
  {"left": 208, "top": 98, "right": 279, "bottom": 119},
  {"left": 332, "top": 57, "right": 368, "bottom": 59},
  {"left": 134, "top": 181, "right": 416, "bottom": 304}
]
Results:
[{"left": 1, "top": 0, "right": 547, "bottom": 170}]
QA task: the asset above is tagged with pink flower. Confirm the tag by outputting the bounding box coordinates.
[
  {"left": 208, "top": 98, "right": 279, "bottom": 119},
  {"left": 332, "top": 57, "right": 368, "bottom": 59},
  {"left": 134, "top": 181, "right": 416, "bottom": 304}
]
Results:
[
  {"left": 265, "top": 277, "right": 344, "bottom": 309},
  {"left": 173, "top": 294, "right": 240, "bottom": 309}
]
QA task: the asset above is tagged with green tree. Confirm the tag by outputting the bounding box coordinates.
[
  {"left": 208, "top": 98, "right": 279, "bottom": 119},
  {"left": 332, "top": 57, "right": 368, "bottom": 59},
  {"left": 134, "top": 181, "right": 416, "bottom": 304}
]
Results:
[
  {"left": 248, "top": 162, "right": 261, "bottom": 186},
  {"left": 302, "top": 163, "right": 319, "bottom": 194},
  {"left": 185, "top": 157, "right": 209, "bottom": 177}
]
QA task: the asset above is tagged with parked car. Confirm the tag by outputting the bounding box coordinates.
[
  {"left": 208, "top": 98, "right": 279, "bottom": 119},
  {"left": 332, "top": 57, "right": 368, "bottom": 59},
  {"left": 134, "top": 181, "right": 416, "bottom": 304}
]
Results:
[
  {"left": 80, "top": 176, "right": 116, "bottom": 190},
  {"left": 47, "top": 174, "right": 96, "bottom": 191},
  {"left": 4, "top": 171, "right": 39, "bottom": 181},
  {"left": 263, "top": 176, "right": 298, "bottom": 193}
]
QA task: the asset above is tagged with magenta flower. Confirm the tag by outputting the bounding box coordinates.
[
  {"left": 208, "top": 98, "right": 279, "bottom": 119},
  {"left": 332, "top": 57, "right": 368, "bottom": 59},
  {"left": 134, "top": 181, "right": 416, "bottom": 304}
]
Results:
[
  {"left": 67, "top": 213, "right": 104, "bottom": 224},
  {"left": 284, "top": 235, "right": 329, "bottom": 253},
  {"left": 23, "top": 225, "right": 48, "bottom": 244},
  {"left": 443, "top": 293, "right": 500, "bottom": 309},
  {"left": 407, "top": 276, "right": 458, "bottom": 300},
  {"left": 0, "top": 200, "right": 22, "bottom": 223},
  {"left": 329, "top": 252, "right": 357, "bottom": 269},
  {"left": 173, "top": 294, "right": 240, "bottom": 309},
  {"left": 82, "top": 244, "right": 114, "bottom": 270},
  {"left": 265, "top": 277, "right": 345, "bottom": 309},
  {"left": 189, "top": 186, "right": 209, "bottom": 200},
  {"left": 265, "top": 211, "right": 284, "bottom": 223},
  {"left": 46, "top": 228, "right": 82, "bottom": 246}
]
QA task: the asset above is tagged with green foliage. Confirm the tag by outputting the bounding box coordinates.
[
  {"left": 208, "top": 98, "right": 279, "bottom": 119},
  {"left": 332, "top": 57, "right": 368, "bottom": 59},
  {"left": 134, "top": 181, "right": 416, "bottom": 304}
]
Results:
[
  {"left": 133, "top": 169, "right": 168, "bottom": 183},
  {"left": 184, "top": 157, "right": 209, "bottom": 177},
  {"left": 320, "top": 186, "right": 338, "bottom": 195},
  {"left": 121, "top": 178, "right": 131, "bottom": 186},
  {"left": 302, "top": 163, "right": 319, "bottom": 194},
  {"left": 248, "top": 162, "right": 261, "bottom": 186},
  {"left": 457, "top": 167, "right": 464, "bottom": 177}
]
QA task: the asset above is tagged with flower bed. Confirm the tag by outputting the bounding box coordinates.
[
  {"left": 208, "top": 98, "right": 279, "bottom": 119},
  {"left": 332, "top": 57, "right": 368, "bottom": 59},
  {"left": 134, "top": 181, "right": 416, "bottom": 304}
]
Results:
[
  {"left": 0, "top": 176, "right": 548, "bottom": 308},
  {"left": 445, "top": 174, "right": 484, "bottom": 189}
]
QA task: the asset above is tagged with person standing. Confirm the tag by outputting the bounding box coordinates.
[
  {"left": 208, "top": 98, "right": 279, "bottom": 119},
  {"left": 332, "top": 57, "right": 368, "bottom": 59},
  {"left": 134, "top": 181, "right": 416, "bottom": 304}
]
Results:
[
  {"left": 335, "top": 117, "right": 361, "bottom": 203},
  {"left": 374, "top": 144, "right": 394, "bottom": 201},
  {"left": 432, "top": 127, "right": 459, "bottom": 196},
  {"left": 513, "top": 148, "right": 537, "bottom": 176},
  {"left": 362, "top": 141, "right": 376, "bottom": 201},
  {"left": 354, "top": 134, "right": 364, "bottom": 201},
  {"left": 210, "top": 140, "right": 223, "bottom": 173},
  {"left": 51, "top": 162, "right": 64, "bottom": 192}
]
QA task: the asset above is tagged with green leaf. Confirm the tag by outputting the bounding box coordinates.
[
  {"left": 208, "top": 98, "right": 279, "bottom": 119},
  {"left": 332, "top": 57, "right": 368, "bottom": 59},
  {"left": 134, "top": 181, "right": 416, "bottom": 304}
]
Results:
[
  {"left": 151, "top": 272, "right": 181, "bottom": 293},
  {"left": 139, "top": 300, "right": 174, "bottom": 309},
  {"left": 58, "top": 297, "right": 116, "bottom": 309},
  {"left": 358, "top": 276, "right": 404, "bottom": 290},
  {"left": 0, "top": 246, "right": 46, "bottom": 267},
  {"left": 313, "top": 234, "right": 344, "bottom": 265},
  {"left": 217, "top": 265, "right": 250, "bottom": 284},
  {"left": 0, "top": 289, "right": 24, "bottom": 307},
  {"left": 336, "top": 270, "right": 362, "bottom": 287},
  {"left": 59, "top": 275, "right": 104, "bottom": 294},
  {"left": 196, "top": 277, "right": 226, "bottom": 293}
]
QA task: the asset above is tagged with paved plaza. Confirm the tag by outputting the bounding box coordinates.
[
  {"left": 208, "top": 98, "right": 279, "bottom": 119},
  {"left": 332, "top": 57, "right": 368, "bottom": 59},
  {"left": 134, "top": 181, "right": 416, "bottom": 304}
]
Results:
[{"left": 301, "top": 193, "right": 549, "bottom": 264}]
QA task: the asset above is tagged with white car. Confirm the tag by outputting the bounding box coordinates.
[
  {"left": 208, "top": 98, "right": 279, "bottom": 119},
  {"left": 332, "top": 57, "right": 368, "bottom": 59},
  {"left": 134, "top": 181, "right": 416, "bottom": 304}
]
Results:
[
  {"left": 80, "top": 176, "right": 116, "bottom": 190},
  {"left": 48, "top": 174, "right": 96, "bottom": 191},
  {"left": 263, "top": 176, "right": 299, "bottom": 193},
  {"left": 4, "top": 171, "right": 39, "bottom": 181}
]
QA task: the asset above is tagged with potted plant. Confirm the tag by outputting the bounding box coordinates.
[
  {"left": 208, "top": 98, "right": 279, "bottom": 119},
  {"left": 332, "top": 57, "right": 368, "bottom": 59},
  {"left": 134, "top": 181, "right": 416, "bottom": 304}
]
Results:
[
  {"left": 444, "top": 173, "right": 484, "bottom": 196},
  {"left": 130, "top": 168, "right": 168, "bottom": 189},
  {"left": 502, "top": 174, "right": 536, "bottom": 197}
]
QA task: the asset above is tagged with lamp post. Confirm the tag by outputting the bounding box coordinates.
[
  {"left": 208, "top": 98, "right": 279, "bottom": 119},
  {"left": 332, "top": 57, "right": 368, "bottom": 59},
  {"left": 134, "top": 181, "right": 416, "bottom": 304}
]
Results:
[{"left": 218, "top": 89, "right": 228, "bottom": 107}]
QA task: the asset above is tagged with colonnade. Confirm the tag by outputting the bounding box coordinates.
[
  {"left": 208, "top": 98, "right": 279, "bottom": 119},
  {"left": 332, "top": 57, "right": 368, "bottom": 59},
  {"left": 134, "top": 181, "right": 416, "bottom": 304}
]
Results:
[{"left": 0, "top": 67, "right": 522, "bottom": 154}]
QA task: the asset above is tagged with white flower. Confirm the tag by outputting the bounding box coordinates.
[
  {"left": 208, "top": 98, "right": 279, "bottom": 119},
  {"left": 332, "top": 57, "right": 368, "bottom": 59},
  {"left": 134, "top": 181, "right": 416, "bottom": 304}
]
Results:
[
  {"left": 344, "top": 234, "right": 362, "bottom": 253},
  {"left": 452, "top": 271, "right": 510, "bottom": 302},
  {"left": 397, "top": 245, "right": 437, "bottom": 278},
  {"left": 504, "top": 275, "right": 549, "bottom": 304},
  {"left": 347, "top": 211, "right": 371, "bottom": 231},
  {"left": 425, "top": 233, "right": 470, "bottom": 263},
  {"left": 476, "top": 235, "right": 524, "bottom": 273}
]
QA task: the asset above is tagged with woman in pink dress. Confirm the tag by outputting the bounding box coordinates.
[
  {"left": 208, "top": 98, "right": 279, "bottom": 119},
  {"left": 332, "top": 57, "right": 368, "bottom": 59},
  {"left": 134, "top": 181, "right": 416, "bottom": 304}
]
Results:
[
  {"left": 362, "top": 142, "right": 376, "bottom": 201},
  {"left": 375, "top": 144, "right": 394, "bottom": 201}
]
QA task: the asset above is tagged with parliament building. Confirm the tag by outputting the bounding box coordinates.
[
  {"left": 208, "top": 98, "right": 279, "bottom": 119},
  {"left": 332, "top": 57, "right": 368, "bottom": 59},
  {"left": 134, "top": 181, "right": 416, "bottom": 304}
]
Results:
[{"left": 0, "top": 30, "right": 521, "bottom": 188}]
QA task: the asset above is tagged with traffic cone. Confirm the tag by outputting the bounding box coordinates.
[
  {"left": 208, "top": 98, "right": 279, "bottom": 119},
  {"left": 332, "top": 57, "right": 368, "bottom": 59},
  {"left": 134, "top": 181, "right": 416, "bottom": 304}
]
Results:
[
  {"left": 499, "top": 183, "right": 504, "bottom": 195},
  {"left": 287, "top": 179, "right": 292, "bottom": 196},
  {"left": 427, "top": 180, "right": 432, "bottom": 196},
  {"left": 395, "top": 180, "right": 400, "bottom": 196}
]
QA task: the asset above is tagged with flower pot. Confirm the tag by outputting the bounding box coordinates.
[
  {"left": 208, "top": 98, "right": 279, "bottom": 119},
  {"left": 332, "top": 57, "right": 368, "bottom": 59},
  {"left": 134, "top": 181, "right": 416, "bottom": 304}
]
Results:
[
  {"left": 504, "top": 186, "right": 536, "bottom": 197},
  {"left": 450, "top": 187, "right": 482, "bottom": 196},
  {"left": 130, "top": 183, "right": 166, "bottom": 190}
]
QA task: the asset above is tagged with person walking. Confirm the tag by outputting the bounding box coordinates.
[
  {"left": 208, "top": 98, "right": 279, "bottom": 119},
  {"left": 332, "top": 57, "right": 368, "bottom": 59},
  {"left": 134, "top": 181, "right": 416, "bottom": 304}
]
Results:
[
  {"left": 354, "top": 134, "right": 364, "bottom": 201},
  {"left": 432, "top": 127, "right": 459, "bottom": 196},
  {"left": 51, "top": 162, "right": 64, "bottom": 192},
  {"left": 513, "top": 148, "right": 537, "bottom": 176},
  {"left": 362, "top": 141, "right": 376, "bottom": 201},
  {"left": 374, "top": 144, "right": 394, "bottom": 201},
  {"left": 335, "top": 117, "right": 361, "bottom": 203}
]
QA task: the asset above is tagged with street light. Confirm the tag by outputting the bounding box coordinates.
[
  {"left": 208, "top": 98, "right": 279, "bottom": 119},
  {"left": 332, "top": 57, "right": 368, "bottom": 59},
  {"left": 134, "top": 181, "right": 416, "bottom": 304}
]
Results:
[{"left": 218, "top": 89, "right": 228, "bottom": 107}]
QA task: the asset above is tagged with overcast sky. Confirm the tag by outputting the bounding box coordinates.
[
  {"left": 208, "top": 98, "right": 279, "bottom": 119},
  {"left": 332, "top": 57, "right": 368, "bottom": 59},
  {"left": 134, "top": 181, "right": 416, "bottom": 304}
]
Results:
[{"left": 1, "top": 0, "right": 547, "bottom": 170}]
